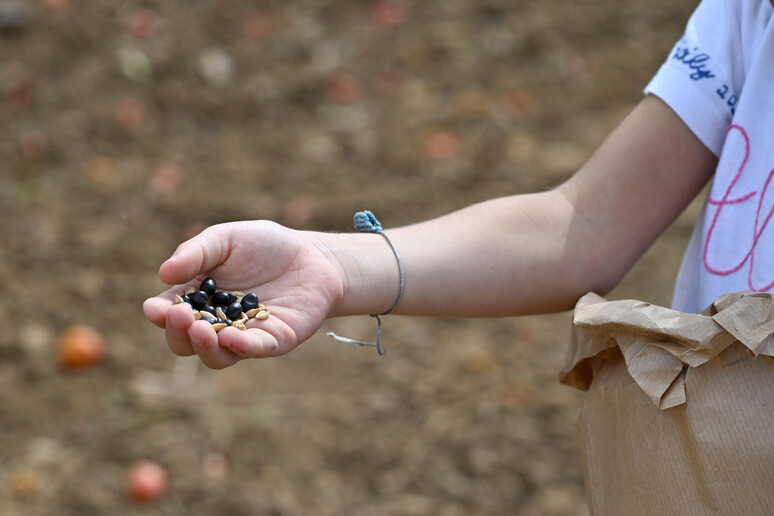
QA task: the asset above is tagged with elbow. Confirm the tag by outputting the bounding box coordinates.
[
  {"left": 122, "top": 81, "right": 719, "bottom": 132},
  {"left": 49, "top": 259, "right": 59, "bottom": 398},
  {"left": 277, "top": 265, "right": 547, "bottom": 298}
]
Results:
[
  {"left": 554, "top": 183, "right": 636, "bottom": 305},
  {"left": 563, "top": 238, "right": 632, "bottom": 305},
  {"left": 586, "top": 272, "right": 623, "bottom": 299}
]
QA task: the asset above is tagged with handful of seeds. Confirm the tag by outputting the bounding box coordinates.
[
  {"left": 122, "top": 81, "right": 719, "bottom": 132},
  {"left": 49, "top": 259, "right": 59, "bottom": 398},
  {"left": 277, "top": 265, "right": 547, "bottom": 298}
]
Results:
[{"left": 174, "top": 277, "right": 269, "bottom": 332}]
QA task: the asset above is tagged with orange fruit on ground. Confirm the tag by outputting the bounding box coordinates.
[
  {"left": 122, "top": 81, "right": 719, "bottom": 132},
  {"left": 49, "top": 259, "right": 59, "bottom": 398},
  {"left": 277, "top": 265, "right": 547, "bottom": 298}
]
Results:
[
  {"left": 423, "top": 131, "right": 462, "bottom": 160},
  {"left": 126, "top": 460, "right": 168, "bottom": 503},
  {"left": 57, "top": 325, "right": 105, "bottom": 370}
]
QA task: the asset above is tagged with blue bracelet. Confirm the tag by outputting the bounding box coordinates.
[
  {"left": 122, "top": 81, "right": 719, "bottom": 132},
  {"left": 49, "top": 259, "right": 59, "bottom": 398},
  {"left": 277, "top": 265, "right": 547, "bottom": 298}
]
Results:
[{"left": 327, "top": 210, "right": 404, "bottom": 355}]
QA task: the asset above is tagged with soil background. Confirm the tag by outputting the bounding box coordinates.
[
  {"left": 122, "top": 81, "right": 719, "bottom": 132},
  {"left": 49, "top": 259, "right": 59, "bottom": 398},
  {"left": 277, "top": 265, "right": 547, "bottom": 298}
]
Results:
[{"left": 1, "top": 0, "right": 702, "bottom": 514}]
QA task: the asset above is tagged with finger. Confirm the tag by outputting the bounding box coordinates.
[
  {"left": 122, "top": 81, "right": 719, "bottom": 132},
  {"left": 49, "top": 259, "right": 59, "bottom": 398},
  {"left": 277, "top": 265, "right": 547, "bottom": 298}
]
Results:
[
  {"left": 189, "top": 323, "right": 242, "bottom": 369},
  {"left": 218, "top": 316, "right": 297, "bottom": 359},
  {"left": 143, "top": 297, "right": 169, "bottom": 328},
  {"left": 164, "top": 303, "right": 197, "bottom": 356},
  {"left": 143, "top": 281, "right": 200, "bottom": 328},
  {"left": 158, "top": 225, "right": 233, "bottom": 285}
]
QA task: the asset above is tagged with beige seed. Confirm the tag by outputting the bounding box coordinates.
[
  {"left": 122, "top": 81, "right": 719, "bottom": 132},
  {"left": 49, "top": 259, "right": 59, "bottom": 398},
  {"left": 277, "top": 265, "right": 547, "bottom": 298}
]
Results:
[
  {"left": 233, "top": 322, "right": 246, "bottom": 331},
  {"left": 216, "top": 307, "right": 227, "bottom": 320},
  {"left": 175, "top": 294, "right": 184, "bottom": 304},
  {"left": 185, "top": 286, "right": 195, "bottom": 295},
  {"left": 198, "top": 311, "right": 215, "bottom": 320},
  {"left": 246, "top": 308, "right": 261, "bottom": 318},
  {"left": 212, "top": 323, "right": 227, "bottom": 331},
  {"left": 194, "top": 311, "right": 202, "bottom": 321},
  {"left": 254, "top": 310, "right": 270, "bottom": 320},
  {"left": 237, "top": 312, "right": 249, "bottom": 324}
]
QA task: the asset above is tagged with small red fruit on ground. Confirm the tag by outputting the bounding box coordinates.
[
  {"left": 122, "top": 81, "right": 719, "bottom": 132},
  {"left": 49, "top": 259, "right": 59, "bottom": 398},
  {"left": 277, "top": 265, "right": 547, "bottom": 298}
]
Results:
[
  {"left": 126, "top": 460, "right": 168, "bottom": 503},
  {"left": 57, "top": 325, "right": 105, "bottom": 370}
]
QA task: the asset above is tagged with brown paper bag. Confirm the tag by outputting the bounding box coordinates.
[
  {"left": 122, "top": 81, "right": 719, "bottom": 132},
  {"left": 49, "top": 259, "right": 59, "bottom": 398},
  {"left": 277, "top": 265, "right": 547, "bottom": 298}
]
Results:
[{"left": 560, "top": 291, "right": 774, "bottom": 515}]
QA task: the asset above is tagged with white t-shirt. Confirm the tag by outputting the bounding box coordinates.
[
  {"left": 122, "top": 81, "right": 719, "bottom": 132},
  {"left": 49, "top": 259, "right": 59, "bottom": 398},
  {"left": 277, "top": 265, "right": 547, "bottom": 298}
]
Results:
[{"left": 644, "top": 0, "right": 774, "bottom": 313}]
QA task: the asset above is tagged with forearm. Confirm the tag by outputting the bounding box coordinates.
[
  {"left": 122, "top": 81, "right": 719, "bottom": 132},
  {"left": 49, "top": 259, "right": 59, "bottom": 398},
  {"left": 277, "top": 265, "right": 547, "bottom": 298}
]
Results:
[
  {"left": 319, "top": 190, "right": 604, "bottom": 318},
  {"left": 394, "top": 192, "right": 605, "bottom": 316}
]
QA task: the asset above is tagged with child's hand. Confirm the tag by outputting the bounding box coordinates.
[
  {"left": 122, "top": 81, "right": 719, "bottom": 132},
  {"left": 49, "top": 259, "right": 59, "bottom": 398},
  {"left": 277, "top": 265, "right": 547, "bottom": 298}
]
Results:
[{"left": 143, "top": 221, "right": 345, "bottom": 369}]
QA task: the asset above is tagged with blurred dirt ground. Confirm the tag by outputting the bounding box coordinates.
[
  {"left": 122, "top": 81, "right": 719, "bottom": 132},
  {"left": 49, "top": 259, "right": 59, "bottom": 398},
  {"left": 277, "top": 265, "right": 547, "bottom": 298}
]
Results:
[{"left": 1, "top": 0, "right": 701, "bottom": 514}]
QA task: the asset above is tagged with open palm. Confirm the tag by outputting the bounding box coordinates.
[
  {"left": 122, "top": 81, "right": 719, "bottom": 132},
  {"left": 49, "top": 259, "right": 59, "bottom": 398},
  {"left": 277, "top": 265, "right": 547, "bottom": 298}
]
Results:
[{"left": 143, "top": 221, "right": 345, "bottom": 369}]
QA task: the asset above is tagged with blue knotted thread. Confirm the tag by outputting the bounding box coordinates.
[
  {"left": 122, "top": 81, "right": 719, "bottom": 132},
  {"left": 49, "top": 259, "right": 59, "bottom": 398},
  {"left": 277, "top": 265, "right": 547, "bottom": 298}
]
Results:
[
  {"left": 327, "top": 210, "right": 404, "bottom": 356},
  {"left": 353, "top": 210, "right": 383, "bottom": 233}
]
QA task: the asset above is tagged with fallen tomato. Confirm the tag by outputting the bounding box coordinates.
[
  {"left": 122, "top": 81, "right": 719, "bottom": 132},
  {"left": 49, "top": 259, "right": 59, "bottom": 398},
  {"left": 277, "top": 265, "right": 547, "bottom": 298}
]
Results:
[
  {"left": 57, "top": 325, "right": 105, "bottom": 370},
  {"left": 126, "top": 460, "right": 168, "bottom": 503}
]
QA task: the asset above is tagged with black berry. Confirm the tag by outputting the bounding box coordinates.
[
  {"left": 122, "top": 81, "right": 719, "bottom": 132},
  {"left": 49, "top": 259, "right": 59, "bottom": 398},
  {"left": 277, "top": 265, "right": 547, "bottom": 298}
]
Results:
[
  {"left": 227, "top": 293, "right": 238, "bottom": 304},
  {"left": 225, "top": 302, "right": 243, "bottom": 320},
  {"left": 241, "top": 293, "right": 259, "bottom": 311},
  {"left": 200, "top": 277, "right": 217, "bottom": 297},
  {"left": 181, "top": 294, "right": 191, "bottom": 305},
  {"left": 211, "top": 291, "right": 230, "bottom": 307},
  {"left": 189, "top": 291, "right": 209, "bottom": 310},
  {"left": 201, "top": 305, "right": 216, "bottom": 316}
]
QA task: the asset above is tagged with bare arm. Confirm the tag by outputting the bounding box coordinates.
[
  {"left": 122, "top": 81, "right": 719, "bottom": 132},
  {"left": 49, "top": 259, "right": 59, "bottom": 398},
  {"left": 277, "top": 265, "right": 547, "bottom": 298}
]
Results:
[
  {"left": 144, "top": 95, "right": 717, "bottom": 366},
  {"left": 326, "top": 95, "right": 718, "bottom": 317}
]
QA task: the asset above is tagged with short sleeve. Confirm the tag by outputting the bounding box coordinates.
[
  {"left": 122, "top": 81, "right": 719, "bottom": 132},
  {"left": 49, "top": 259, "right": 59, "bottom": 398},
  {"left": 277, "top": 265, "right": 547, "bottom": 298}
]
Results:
[{"left": 644, "top": 0, "right": 745, "bottom": 156}]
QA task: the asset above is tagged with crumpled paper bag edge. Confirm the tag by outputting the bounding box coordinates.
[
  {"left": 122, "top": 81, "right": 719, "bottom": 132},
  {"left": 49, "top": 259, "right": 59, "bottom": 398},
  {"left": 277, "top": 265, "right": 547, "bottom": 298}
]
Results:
[{"left": 559, "top": 291, "right": 774, "bottom": 409}]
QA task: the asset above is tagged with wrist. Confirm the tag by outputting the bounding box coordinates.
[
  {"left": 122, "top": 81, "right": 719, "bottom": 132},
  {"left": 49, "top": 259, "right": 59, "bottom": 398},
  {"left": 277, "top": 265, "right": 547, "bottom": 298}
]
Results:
[{"left": 311, "top": 231, "right": 401, "bottom": 317}]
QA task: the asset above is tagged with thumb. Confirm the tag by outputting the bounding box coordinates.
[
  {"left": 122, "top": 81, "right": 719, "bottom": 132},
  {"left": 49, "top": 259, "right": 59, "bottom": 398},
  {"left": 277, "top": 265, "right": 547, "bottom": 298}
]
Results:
[{"left": 158, "top": 224, "right": 231, "bottom": 285}]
